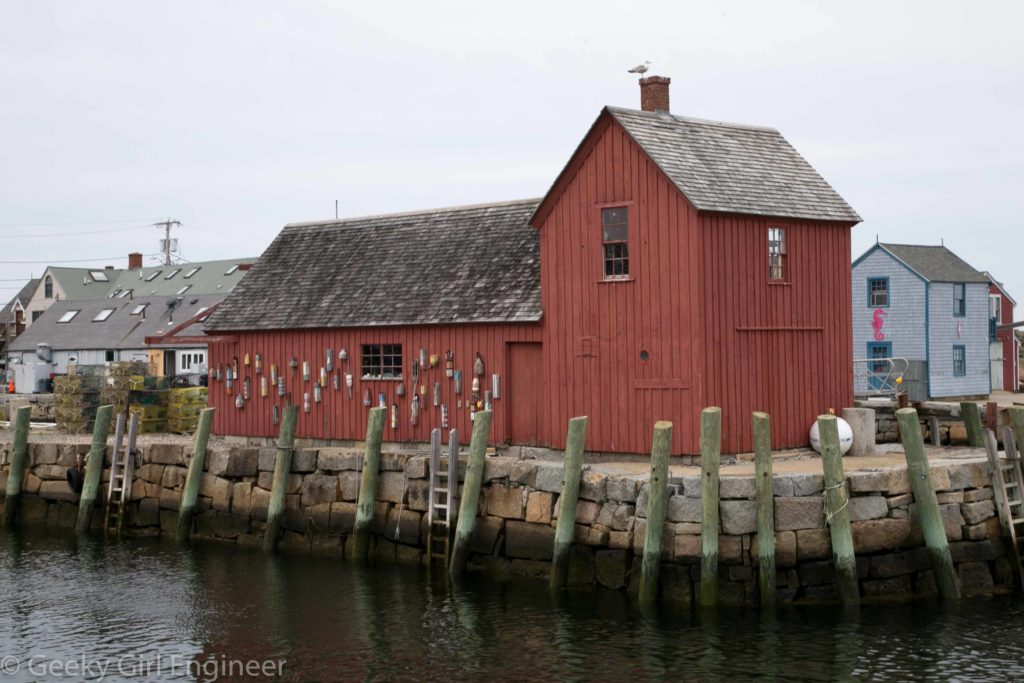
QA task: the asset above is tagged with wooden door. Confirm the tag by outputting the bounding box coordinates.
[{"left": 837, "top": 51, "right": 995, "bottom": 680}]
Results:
[{"left": 507, "top": 342, "right": 543, "bottom": 445}]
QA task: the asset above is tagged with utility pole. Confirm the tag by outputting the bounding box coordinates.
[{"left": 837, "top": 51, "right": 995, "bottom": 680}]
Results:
[{"left": 153, "top": 218, "right": 182, "bottom": 266}]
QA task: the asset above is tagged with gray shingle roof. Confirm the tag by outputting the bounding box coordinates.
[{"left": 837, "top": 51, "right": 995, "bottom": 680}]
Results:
[
  {"left": 880, "top": 244, "right": 989, "bottom": 284},
  {"left": 1, "top": 279, "right": 40, "bottom": 321},
  {"left": 9, "top": 295, "right": 224, "bottom": 352},
  {"left": 607, "top": 107, "right": 861, "bottom": 223},
  {"left": 204, "top": 199, "right": 542, "bottom": 332}
]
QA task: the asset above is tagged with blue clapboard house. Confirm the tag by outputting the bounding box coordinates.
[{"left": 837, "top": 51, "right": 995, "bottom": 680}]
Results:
[{"left": 852, "top": 243, "right": 991, "bottom": 400}]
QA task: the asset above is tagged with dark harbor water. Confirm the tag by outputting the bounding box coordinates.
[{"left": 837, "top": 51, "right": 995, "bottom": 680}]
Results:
[{"left": 1, "top": 533, "right": 1023, "bottom": 682}]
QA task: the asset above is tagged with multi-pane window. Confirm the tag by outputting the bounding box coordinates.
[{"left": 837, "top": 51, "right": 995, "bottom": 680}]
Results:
[
  {"left": 990, "top": 294, "right": 1002, "bottom": 324},
  {"left": 768, "top": 227, "right": 787, "bottom": 281},
  {"left": 361, "top": 344, "right": 402, "bottom": 379},
  {"left": 601, "top": 207, "right": 629, "bottom": 278},
  {"left": 44, "top": 276, "right": 53, "bottom": 299},
  {"left": 868, "top": 278, "right": 889, "bottom": 307},
  {"left": 953, "top": 345, "right": 966, "bottom": 376},
  {"left": 953, "top": 283, "right": 966, "bottom": 317}
]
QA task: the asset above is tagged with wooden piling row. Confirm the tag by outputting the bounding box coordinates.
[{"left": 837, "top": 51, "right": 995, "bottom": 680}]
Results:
[
  {"left": 699, "top": 407, "right": 722, "bottom": 607},
  {"left": 176, "top": 407, "right": 216, "bottom": 543},
  {"left": 639, "top": 420, "right": 673, "bottom": 606},
  {"left": 896, "top": 407, "right": 961, "bottom": 600},
  {"left": 75, "top": 404, "right": 114, "bottom": 535},
  {"left": 449, "top": 410, "right": 493, "bottom": 578},
  {"left": 550, "top": 416, "right": 588, "bottom": 592},
  {"left": 960, "top": 401, "right": 984, "bottom": 448},
  {"left": 264, "top": 404, "right": 299, "bottom": 553},
  {"left": 351, "top": 406, "right": 385, "bottom": 559},
  {"left": 3, "top": 406, "right": 32, "bottom": 530},
  {"left": 1009, "top": 406, "right": 1024, "bottom": 452},
  {"left": 818, "top": 414, "right": 859, "bottom": 606},
  {"left": 753, "top": 411, "right": 775, "bottom": 607}
]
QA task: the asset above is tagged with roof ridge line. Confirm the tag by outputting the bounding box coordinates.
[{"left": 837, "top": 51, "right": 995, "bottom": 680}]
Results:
[
  {"left": 606, "top": 105, "right": 779, "bottom": 133},
  {"left": 284, "top": 198, "right": 542, "bottom": 229}
]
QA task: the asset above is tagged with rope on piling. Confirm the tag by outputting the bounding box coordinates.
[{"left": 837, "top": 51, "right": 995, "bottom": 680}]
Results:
[
  {"left": 394, "top": 472, "right": 409, "bottom": 541},
  {"left": 822, "top": 480, "right": 849, "bottom": 527}
]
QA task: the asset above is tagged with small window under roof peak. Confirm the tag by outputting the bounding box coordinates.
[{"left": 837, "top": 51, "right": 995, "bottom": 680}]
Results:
[
  {"left": 93, "top": 308, "right": 115, "bottom": 322},
  {"left": 184, "top": 267, "right": 201, "bottom": 279},
  {"left": 225, "top": 264, "right": 240, "bottom": 275},
  {"left": 145, "top": 270, "right": 161, "bottom": 281},
  {"left": 57, "top": 310, "right": 79, "bottom": 323},
  {"left": 130, "top": 303, "right": 148, "bottom": 315},
  {"left": 176, "top": 285, "right": 191, "bottom": 295},
  {"left": 89, "top": 270, "right": 109, "bottom": 282}
]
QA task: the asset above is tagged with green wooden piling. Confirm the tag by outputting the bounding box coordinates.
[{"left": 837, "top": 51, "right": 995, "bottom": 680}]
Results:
[
  {"left": 550, "top": 416, "right": 588, "bottom": 592},
  {"left": 75, "top": 404, "right": 113, "bottom": 535},
  {"left": 1008, "top": 406, "right": 1024, "bottom": 454},
  {"left": 818, "top": 414, "right": 859, "bottom": 606},
  {"left": 176, "top": 407, "right": 216, "bottom": 543},
  {"left": 449, "top": 410, "right": 493, "bottom": 579},
  {"left": 639, "top": 420, "right": 673, "bottom": 606},
  {"left": 699, "top": 407, "right": 722, "bottom": 608},
  {"left": 3, "top": 406, "right": 32, "bottom": 529},
  {"left": 753, "top": 411, "right": 775, "bottom": 608},
  {"left": 264, "top": 405, "right": 298, "bottom": 553},
  {"left": 351, "top": 407, "right": 386, "bottom": 560},
  {"left": 960, "top": 401, "right": 984, "bottom": 448},
  {"left": 897, "top": 407, "right": 961, "bottom": 600}
]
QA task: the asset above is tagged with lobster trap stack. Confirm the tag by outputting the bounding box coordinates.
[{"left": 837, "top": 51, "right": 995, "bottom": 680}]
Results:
[
  {"left": 167, "top": 386, "right": 209, "bottom": 433},
  {"left": 53, "top": 365, "right": 105, "bottom": 433}
]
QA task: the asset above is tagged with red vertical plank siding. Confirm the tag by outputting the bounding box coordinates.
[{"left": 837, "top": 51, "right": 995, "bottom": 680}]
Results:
[
  {"left": 536, "top": 119, "right": 701, "bottom": 455},
  {"left": 207, "top": 323, "right": 541, "bottom": 445},
  {"left": 698, "top": 214, "right": 854, "bottom": 453}
]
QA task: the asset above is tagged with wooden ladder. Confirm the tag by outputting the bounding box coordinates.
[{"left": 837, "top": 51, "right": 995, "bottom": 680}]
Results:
[
  {"left": 104, "top": 411, "right": 139, "bottom": 538},
  {"left": 984, "top": 426, "right": 1024, "bottom": 587},
  {"left": 427, "top": 427, "right": 460, "bottom": 567}
]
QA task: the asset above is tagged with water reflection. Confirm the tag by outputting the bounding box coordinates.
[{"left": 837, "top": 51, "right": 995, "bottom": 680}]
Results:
[{"left": 0, "top": 531, "right": 1023, "bottom": 681}]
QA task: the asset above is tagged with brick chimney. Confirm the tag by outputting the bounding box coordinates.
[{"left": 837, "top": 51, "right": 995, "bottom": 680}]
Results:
[
  {"left": 639, "top": 76, "right": 671, "bottom": 113},
  {"left": 128, "top": 252, "right": 143, "bottom": 270}
]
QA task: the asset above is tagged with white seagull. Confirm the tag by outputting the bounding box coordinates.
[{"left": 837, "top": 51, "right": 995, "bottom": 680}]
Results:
[{"left": 628, "top": 61, "right": 651, "bottom": 75}]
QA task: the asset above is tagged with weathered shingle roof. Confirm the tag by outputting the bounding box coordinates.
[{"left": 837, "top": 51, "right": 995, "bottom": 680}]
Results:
[
  {"left": 606, "top": 107, "right": 861, "bottom": 223},
  {"left": 9, "top": 295, "right": 224, "bottom": 352},
  {"left": 1, "top": 279, "right": 40, "bottom": 321},
  {"left": 204, "top": 199, "right": 543, "bottom": 332},
  {"left": 880, "top": 244, "right": 989, "bottom": 284}
]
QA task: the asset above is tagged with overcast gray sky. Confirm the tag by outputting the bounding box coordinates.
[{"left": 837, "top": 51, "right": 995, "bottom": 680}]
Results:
[{"left": 1, "top": 1, "right": 1022, "bottom": 307}]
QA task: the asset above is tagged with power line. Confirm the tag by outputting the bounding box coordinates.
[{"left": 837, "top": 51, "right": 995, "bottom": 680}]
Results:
[
  {"left": 0, "top": 218, "right": 153, "bottom": 226},
  {"left": 0, "top": 253, "right": 161, "bottom": 264},
  {"left": 0, "top": 224, "right": 153, "bottom": 239}
]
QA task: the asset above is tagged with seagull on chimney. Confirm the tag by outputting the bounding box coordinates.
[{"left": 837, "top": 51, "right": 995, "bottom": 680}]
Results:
[{"left": 628, "top": 61, "right": 651, "bottom": 76}]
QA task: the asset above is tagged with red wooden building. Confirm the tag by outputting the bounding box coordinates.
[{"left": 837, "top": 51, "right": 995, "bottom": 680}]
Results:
[
  {"left": 988, "top": 275, "right": 1018, "bottom": 392},
  {"left": 205, "top": 77, "right": 860, "bottom": 454}
]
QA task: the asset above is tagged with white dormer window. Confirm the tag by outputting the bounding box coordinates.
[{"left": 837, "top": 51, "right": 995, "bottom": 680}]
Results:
[
  {"left": 93, "top": 308, "right": 115, "bottom": 322},
  {"left": 184, "top": 267, "right": 201, "bottom": 278},
  {"left": 89, "top": 271, "right": 109, "bottom": 282},
  {"left": 164, "top": 269, "right": 181, "bottom": 279},
  {"left": 176, "top": 285, "right": 191, "bottom": 295},
  {"left": 225, "top": 265, "right": 240, "bottom": 275},
  {"left": 145, "top": 271, "right": 161, "bottom": 282},
  {"left": 57, "top": 310, "right": 79, "bottom": 323}
]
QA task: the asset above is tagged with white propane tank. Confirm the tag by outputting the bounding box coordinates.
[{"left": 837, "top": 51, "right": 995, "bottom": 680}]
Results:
[{"left": 809, "top": 417, "right": 854, "bottom": 455}]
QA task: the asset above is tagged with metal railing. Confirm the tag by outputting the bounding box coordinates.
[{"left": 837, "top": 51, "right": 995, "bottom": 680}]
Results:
[{"left": 853, "top": 357, "right": 909, "bottom": 397}]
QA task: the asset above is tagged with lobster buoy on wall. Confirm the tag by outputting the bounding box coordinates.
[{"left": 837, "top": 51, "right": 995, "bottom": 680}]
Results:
[{"left": 809, "top": 417, "right": 854, "bottom": 455}]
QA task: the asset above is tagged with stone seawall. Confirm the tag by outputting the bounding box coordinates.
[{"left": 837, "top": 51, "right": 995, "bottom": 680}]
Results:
[{"left": 0, "top": 437, "right": 1013, "bottom": 605}]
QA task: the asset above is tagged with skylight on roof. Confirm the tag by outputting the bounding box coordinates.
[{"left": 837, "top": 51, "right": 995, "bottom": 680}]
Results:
[
  {"left": 145, "top": 271, "right": 161, "bottom": 282},
  {"left": 196, "top": 306, "right": 210, "bottom": 321},
  {"left": 117, "top": 289, "right": 132, "bottom": 298},
  {"left": 184, "top": 267, "right": 201, "bottom": 278},
  {"left": 224, "top": 265, "right": 240, "bottom": 275},
  {"left": 93, "top": 309, "right": 115, "bottom": 322},
  {"left": 89, "top": 271, "right": 109, "bottom": 282},
  {"left": 57, "top": 310, "right": 79, "bottom": 323},
  {"left": 176, "top": 285, "right": 191, "bottom": 295},
  {"left": 164, "top": 269, "right": 181, "bottom": 279},
  {"left": 130, "top": 304, "right": 148, "bottom": 315}
]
